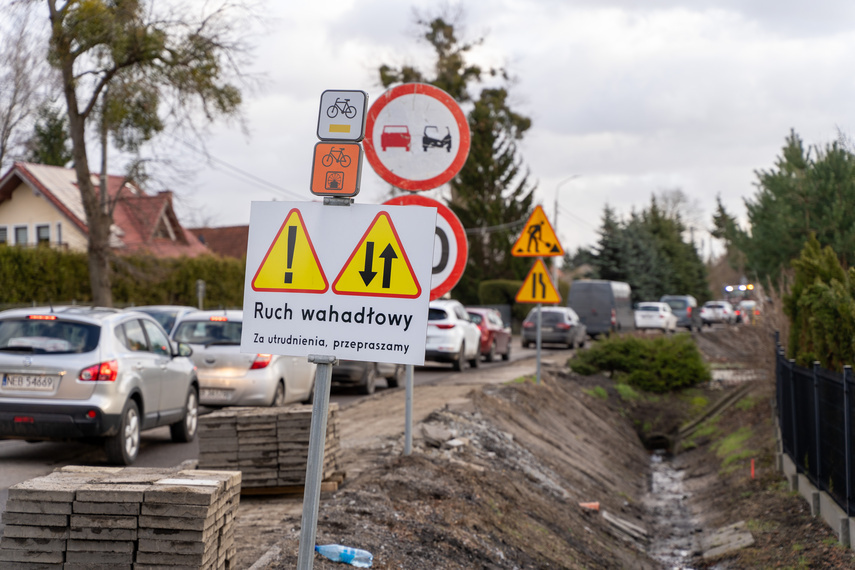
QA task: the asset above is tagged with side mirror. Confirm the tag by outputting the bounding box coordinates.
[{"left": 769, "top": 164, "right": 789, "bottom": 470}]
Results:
[{"left": 176, "top": 342, "right": 193, "bottom": 358}]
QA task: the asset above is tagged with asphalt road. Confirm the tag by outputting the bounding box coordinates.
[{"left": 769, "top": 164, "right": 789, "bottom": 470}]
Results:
[{"left": 0, "top": 338, "right": 568, "bottom": 533}]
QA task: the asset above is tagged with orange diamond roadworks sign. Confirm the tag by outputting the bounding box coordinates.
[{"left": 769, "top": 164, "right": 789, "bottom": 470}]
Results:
[
  {"left": 333, "top": 211, "right": 421, "bottom": 299},
  {"left": 511, "top": 205, "right": 564, "bottom": 257},
  {"left": 251, "top": 208, "right": 328, "bottom": 293},
  {"left": 311, "top": 142, "right": 363, "bottom": 197},
  {"left": 516, "top": 259, "right": 561, "bottom": 304}
]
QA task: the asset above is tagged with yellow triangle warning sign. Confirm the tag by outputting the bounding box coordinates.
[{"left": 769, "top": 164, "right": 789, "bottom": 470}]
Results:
[
  {"left": 515, "top": 259, "right": 561, "bottom": 303},
  {"left": 511, "top": 205, "right": 564, "bottom": 257},
  {"left": 252, "top": 208, "right": 328, "bottom": 293},
  {"left": 332, "top": 212, "right": 421, "bottom": 298}
]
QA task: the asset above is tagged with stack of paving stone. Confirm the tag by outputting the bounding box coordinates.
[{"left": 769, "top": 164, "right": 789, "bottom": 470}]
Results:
[
  {"left": 197, "top": 404, "right": 341, "bottom": 489},
  {"left": 0, "top": 465, "right": 240, "bottom": 569}
]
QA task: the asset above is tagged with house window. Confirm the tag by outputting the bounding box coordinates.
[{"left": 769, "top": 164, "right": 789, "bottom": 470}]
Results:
[
  {"left": 36, "top": 224, "right": 50, "bottom": 245},
  {"left": 14, "top": 226, "right": 28, "bottom": 245},
  {"left": 56, "top": 222, "right": 62, "bottom": 246},
  {"left": 0, "top": 227, "right": 6, "bottom": 245}
]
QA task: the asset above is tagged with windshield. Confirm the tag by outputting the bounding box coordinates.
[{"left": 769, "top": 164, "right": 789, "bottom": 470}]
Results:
[
  {"left": 173, "top": 320, "right": 242, "bottom": 344},
  {"left": 467, "top": 313, "right": 483, "bottom": 324},
  {"left": 0, "top": 318, "right": 100, "bottom": 354}
]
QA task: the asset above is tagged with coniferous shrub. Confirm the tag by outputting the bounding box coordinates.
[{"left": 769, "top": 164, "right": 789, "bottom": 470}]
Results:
[{"left": 569, "top": 333, "right": 710, "bottom": 393}]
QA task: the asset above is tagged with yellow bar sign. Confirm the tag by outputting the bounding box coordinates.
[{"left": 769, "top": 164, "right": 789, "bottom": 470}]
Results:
[{"left": 329, "top": 124, "right": 351, "bottom": 133}]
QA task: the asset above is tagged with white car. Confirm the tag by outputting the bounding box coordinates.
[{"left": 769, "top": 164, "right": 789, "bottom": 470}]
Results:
[
  {"left": 634, "top": 302, "right": 678, "bottom": 332},
  {"left": 700, "top": 301, "right": 736, "bottom": 327},
  {"left": 172, "top": 310, "right": 317, "bottom": 407},
  {"left": 424, "top": 300, "right": 481, "bottom": 371}
]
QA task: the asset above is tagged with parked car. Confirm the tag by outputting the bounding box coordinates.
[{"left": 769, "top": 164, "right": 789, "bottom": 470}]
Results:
[
  {"left": 424, "top": 300, "right": 481, "bottom": 371},
  {"left": 522, "top": 307, "right": 587, "bottom": 349},
  {"left": 172, "top": 310, "right": 316, "bottom": 407},
  {"left": 634, "top": 302, "right": 678, "bottom": 332},
  {"left": 659, "top": 294, "right": 701, "bottom": 331},
  {"left": 332, "top": 360, "right": 405, "bottom": 395},
  {"left": 567, "top": 280, "right": 634, "bottom": 338},
  {"left": 380, "top": 125, "right": 411, "bottom": 151},
  {"left": 700, "top": 301, "right": 736, "bottom": 326},
  {"left": 466, "top": 307, "right": 512, "bottom": 362},
  {"left": 128, "top": 305, "right": 197, "bottom": 336},
  {"left": 0, "top": 306, "right": 199, "bottom": 465},
  {"left": 735, "top": 300, "right": 760, "bottom": 325}
]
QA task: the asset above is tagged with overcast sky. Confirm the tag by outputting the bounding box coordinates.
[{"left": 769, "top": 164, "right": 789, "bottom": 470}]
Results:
[{"left": 152, "top": 0, "right": 855, "bottom": 259}]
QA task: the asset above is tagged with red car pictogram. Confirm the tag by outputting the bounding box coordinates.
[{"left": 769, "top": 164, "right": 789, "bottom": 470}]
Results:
[{"left": 381, "top": 125, "right": 410, "bottom": 151}]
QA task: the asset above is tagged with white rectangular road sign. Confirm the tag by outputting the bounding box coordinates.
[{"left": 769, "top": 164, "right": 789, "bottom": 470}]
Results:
[
  {"left": 317, "top": 90, "right": 368, "bottom": 142},
  {"left": 241, "top": 201, "right": 436, "bottom": 365}
]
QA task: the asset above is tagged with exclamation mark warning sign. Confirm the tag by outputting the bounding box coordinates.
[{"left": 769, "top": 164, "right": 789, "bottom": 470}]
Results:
[{"left": 251, "top": 208, "right": 328, "bottom": 293}]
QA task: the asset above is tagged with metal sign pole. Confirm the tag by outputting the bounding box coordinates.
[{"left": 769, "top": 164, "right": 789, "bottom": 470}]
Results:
[
  {"left": 297, "top": 354, "right": 337, "bottom": 570},
  {"left": 404, "top": 364, "right": 414, "bottom": 455},
  {"left": 536, "top": 302, "right": 542, "bottom": 384}
]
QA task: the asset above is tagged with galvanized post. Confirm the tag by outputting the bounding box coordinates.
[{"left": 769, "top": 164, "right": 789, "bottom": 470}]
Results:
[
  {"left": 535, "top": 303, "right": 542, "bottom": 384},
  {"left": 404, "top": 364, "right": 414, "bottom": 456},
  {"left": 813, "top": 361, "right": 822, "bottom": 486},
  {"left": 844, "top": 366, "right": 852, "bottom": 516},
  {"left": 297, "top": 355, "right": 337, "bottom": 570}
]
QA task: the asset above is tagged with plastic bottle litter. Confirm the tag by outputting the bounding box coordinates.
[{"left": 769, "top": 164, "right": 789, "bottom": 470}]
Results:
[{"left": 314, "top": 544, "right": 373, "bottom": 567}]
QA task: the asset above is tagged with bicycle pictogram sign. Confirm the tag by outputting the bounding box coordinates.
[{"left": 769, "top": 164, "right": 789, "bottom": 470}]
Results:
[
  {"left": 311, "top": 142, "right": 363, "bottom": 197},
  {"left": 327, "top": 98, "right": 358, "bottom": 119}
]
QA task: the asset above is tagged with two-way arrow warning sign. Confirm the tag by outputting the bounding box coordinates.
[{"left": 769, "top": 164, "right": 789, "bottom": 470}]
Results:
[
  {"left": 515, "top": 259, "right": 561, "bottom": 304},
  {"left": 333, "top": 212, "right": 421, "bottom": 298}
]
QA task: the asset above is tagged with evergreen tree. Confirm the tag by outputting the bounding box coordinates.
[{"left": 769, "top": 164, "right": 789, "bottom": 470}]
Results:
[
  {"left": 378, "top": 16, "right": 535, "bottom": 304},
  {"left": 25, "top": 105, "right": 72, "bottom": 167}
]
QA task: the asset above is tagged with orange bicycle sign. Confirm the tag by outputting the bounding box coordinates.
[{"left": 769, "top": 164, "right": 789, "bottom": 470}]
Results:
[{"left": 310, "top": 142, "right": 363, "bottom": 197}]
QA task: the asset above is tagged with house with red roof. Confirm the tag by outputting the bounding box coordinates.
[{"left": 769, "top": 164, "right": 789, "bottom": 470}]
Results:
[
  {"left": 0, "top": 162, "right": 209, "bottom": 258},
  {"left": 189, "top": 225, "right": 248, "bottom": 259}
]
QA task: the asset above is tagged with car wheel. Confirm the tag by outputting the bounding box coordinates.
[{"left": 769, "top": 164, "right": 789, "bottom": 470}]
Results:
[
  {"left": 468, "top": 347, "right": 480, "bottom": 369},
  {"left": 170, "top": 387, "right": 198, "bottom": 443},
  {"left": 501, "top": 341, "right": 511, "bottom": 361},
  {"left": 486, "top": 340, "right": 497, "bottom": 363},
  {"left": 386, "top": 365, "right": 403, "bottom": 389},
  {"left": 359, "top": 365, "right": 377, "bottom": 395},
  {"left": 271, "top": 381, "right": 285, "bottom": 407},
  {"left": 577, "top": 336, "right": 586, "bottom": 349},
  {"left": 105, "top": 400, "right": 140, "bottom": 465},
  {"left": 452, "top": 344, "right": 465, "bottom": 371}
]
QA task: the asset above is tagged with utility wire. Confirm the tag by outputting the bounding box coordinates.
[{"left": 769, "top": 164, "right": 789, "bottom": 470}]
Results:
[{"left": 170, "top": 135, "right": 305, "bottom": 201}]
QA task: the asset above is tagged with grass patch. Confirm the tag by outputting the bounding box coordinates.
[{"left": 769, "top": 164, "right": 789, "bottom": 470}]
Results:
[
  {"left": 583, "top": 386, "right": 609, "bottom": 400},
  {"left": 735, "top": 396, "right": 757, "bottom": 411},
  {"left": 615, "top": 383, "right": 639, "bottom": 401},
  {"left": 689, "top": 395, "right": 709, "bottom": 414},
  {"left": 569, "top": 333, "right": 710, "bottom": 393},
  {"left": 713, "top": 427, "right": 753, "bottom": 458}
]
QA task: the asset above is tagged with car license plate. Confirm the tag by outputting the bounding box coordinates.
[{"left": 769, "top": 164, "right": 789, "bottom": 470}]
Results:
[
  {"left": 201, "top": 388, "right": 231, "bottom": 401},
  {"left": 2, "top": 374, "right": 57, "bottom": 391}
]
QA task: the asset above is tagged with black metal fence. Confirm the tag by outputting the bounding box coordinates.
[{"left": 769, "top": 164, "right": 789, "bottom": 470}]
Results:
[{"left": 776, "top": 341, "right": 855, "bottom": 515}]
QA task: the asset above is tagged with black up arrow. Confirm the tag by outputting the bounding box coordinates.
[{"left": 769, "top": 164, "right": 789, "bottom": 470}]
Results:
[
  {"left": 360, "top": 242, "right": 376, "bottom": 286},
  {"left": 379, "top": 244, "right": 397, "bottom": 288}
]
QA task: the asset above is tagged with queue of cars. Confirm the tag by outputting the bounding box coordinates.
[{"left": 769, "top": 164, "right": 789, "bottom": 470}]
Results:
[{"left": 0, "top": 298, "right": 585, "bottom": 464}]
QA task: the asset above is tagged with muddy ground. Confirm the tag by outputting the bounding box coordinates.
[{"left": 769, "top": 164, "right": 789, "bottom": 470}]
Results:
[{"left": 233, "top": 327, "right": 855, "bottom": 569}]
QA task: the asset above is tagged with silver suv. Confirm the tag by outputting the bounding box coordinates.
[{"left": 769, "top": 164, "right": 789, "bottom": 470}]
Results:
[{"left": 0, "top": 306, "right": 198, "bottom": 464}]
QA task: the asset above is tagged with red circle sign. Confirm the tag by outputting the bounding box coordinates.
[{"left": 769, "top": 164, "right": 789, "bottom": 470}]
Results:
[
  {"left": 365, "top": 83, "right": 470, "bottom": 191},
  {"left": 383, "top": 195, "right": 468, "bottom": 300}
]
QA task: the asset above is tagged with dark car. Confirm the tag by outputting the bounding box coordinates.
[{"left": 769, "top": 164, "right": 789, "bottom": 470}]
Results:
[
  {"left": 659, "top": 295, "right": 701, "bottom": 331},
  {"left": 332, "top": 360, "right": 405, "bottom": 395},
  {"left": 568, "top": 280, "right": 634, "bottom": 338},
  {"left": 522, "top": 307, "right": 587, "bottom": 349},
  {"left": 466, "top": 307, "right": 512, "bottom": 362},
  {"left": 422, "top": 126, "right": 451, "bottom": 152}
]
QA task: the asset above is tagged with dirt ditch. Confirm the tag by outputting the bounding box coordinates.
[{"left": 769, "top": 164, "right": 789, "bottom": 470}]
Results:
[{"left": 235, "top": 327, "right": 855, "bottom": 569}]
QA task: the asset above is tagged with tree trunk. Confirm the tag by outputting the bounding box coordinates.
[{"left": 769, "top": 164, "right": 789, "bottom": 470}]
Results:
[{"left": 50, "top": 2, "right": 113, "bottom": 306}]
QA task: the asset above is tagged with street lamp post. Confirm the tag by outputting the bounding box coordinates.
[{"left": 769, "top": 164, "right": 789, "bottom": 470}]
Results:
[{"left": 553, "top": 175, "right": 581, "bottom": 285}]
